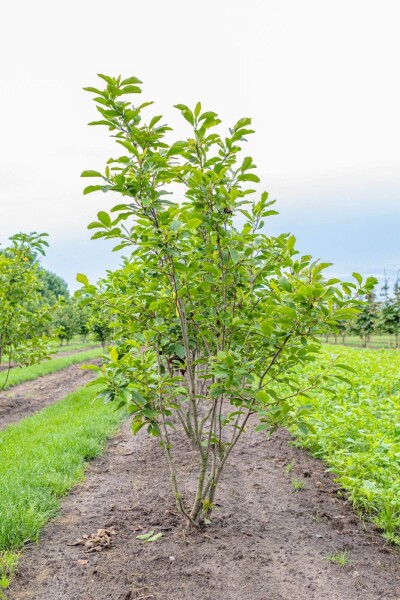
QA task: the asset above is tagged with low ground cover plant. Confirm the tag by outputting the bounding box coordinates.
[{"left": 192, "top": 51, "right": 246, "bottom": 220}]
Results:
[
  {"left": 79, "top": 74, "right": 375, "bottom": 526},
  {"left": 292, "top": 346, "right": 400, "bottom": 544}
]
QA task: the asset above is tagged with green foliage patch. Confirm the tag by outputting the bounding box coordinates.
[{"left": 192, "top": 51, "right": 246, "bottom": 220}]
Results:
[{"left": 292, "top": 346, "right": 400, "bottom": 544}]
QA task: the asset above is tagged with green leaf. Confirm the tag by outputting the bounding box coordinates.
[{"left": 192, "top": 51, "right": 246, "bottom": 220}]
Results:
[
  {"left": 185, "top": 218, "right": 202, "bottom": 230},
  {"left": 296, "top": 422, "right": 310, "bottom": 435},
  {"left": 146, "top": 532, "right": 163, "bottom": 542},
  {"left": 81, "top": 170, "right": 103, "bottom": 178},
  {"left": 136, "top": 530, "right": 154, "bottom": 540},
  {"left": 97, "top": 211, "right": 111, "bottom": 227},
  {"left": 121, "top": 85, "right": 142, "bottom": 95},
  {"left": 170, "top": 220, "right": 182, "bottom": 231},
  {"left": 235, "top": 117, "right": 252, "bottom": 129},
  {"left": 142, "top": 407, "right": 158, "bottom": 419},
  {"left": 335, "top": 363, "right": 356, "bottom": 373},
  {"left": 83, "top": 87, "right": 106, "bottom": 96},
  {"left": 131, "top": 391, "right": 146, "bottom": 405},
  {"left": 136, "top": 530, "right": 163, "bottom": 543},
  {"left": 87, "top": 221, "right": 103, "bottom": 230},
  {"left": 110, "top": 347, "right": 118, "bottom": 364},
  {"left": 76, "top": 273, "right": 89, "bottom": 285},
  {"left": 255, "top": 423, "right": 270, "bottom": 432},
  {"left": 255, "top": 390, "right": 269, "bottom": 404},
  {"left": 83, "top": 185, "right": 102, "bottom": 195},
  {"left": 174, "top": 343, "right": 185, "bottom": 359},
  {"left": 121, "top": 76, "right": 142, "bottom": 85},
  {"left": 97, "top": 73, "right": 113, "bottom": 84},
  {"left": 229, "top": 248, "right": 240, "bottom": 264},
  {"left": 237, "top": 173, "right": 260, "bottom": 183}
]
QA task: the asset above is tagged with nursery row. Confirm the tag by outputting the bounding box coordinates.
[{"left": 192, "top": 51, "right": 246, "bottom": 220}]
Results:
[{"left": 293, "top": 345, "right": 400, "bottom": 544}]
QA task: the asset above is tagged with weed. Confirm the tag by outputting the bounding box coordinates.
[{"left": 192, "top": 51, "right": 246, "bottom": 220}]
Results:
[
  {"left": 291, "top": 477, "right": 306, "bottom": 492},
  {"left": 284, "top": 461, "right": 294, "bottom": 475},
  {"left": 312, "top": 510, "right": 323, "bottom": 524},
  {"left": 0, "top": 550, "right": 19, "bottom": 595},
  {"left": 325, "top": 549, "right": 350, "bottom": 566}
]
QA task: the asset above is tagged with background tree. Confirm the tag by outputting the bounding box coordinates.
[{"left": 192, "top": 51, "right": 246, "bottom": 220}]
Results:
[
  {"left": 38, "top": 268, "right": 69, "bottom": 305},
  {"left": 76, "top": 303, "right": 91, "bottom": 342},
  {"left": 75, "top": 285, "right": 113, "bottom": 348},
  {"left": 378, "top": 273, "right": 400, "bottom": 348},
  {"left": 79, "top": 75, "right": 376, "bottom": 526},
  {"left": 351, "top": 290, "right": 379, "bottom": 347},
  {"left": 0, "top": 232, "right": 55, "bottom": 389},
  {"left": 52, "top": 299, "right": 79, "bottom": 345}
]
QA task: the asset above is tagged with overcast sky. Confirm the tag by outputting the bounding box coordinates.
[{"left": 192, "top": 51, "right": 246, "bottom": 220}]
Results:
[{"left": 1, "top": 0, "right": 399, "bottom": 291}]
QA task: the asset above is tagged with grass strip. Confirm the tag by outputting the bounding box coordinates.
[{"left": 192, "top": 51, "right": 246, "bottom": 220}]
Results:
[
  {"left": 323, "top": 335, "right": 397, "bottom": 350},
  {"left": 0, "top": 348, "right": 102, "bottom": 390},
  {"left": 0, "top": 385, "right": 126, "bottom": 591},
  {"left": 291, "top": 346, "right": 400, "bottom": 545},
  {"left": 52, "top": 341, "right": 101, "bottom": 354}
]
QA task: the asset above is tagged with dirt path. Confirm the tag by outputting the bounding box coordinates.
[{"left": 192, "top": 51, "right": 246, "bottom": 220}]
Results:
[
  {"left": 0, "top": 361, "right": 98, "bottom": 430},
  {"left": 7, "top": 421, "right": 400, "bottom": 599}
]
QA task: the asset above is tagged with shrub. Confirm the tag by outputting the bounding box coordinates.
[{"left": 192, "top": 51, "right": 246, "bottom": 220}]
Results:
[{"left": 79, "top": 74, "right": 375, "bottom": 526}]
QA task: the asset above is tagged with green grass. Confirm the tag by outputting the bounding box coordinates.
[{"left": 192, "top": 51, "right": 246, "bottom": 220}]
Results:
[
  {"left": 324, "top": 549, "right": 350, "bottom": 566},
  {"left": 2, "top": 341, "right": 101, "bottom": 365},
  {"left": 0, "top": 385, "right": 126, "bottom": 590},
  {"left": 52, "top": 341, "right": 101, "bottom": 353},
  {"left": 323, "top": 334, "right": 397, "bottom": 350},
  {"left": 292, "top": 346, "right": 400, "bottom": 544},
  {"left": 0, "top": 551, "right": 19, "bottom": 594},
  {"left": 0, "top": 348, "right": 102, "bottom": 390},
  {"left": 291, "top": 477, "right": 306, "bottom": 492}
]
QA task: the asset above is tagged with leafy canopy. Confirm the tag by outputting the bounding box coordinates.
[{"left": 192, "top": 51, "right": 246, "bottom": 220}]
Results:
[
  {"left": 0, "top": 232, "right": 55, "bottom": 388},
  {"left": 79, "top": 74, "right": 376, "bottom": 525}
]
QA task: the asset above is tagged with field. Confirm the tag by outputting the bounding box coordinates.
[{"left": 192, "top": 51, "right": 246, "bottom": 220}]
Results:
[
  {"left": 292, "top": 346, "right": 400, "bottom": 544},
  {"left": 0, "top": 344, "right": 399, "bottom": 599},
  {"left": 323, "top": 334, "right": 398, "bottom": 350}
]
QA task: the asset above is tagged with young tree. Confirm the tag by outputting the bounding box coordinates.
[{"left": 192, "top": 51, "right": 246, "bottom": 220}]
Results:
[
  {"left": 76, "top": 303, "right": 91, "bottom": 342},
  {"left": 79, "top": 75, "right": 375, "bottom": 526},
  {"left": 88, "top": 305, "right": 113, "bottom": 349},
  {"left": 351, "top": 290, "right": 379, "bottom": 347},
  {"left": 53, "top": 299, "right": 79, "bottom": 345},
  {"left": 379, "top": 273, "right": 400, "bottom": 348},
  {"left": 76, "top": 286, "right": 113, "bottom": 347},
  {"left": 0, "top": 232, "right": 54, "bottom": 389}
]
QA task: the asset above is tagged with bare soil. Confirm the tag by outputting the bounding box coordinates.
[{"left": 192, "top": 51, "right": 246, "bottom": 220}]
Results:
[
  {"left": 0, "top": 361, "right": 98, "bottom": 430},
  {"left": 7, "top": 420, "right": 400, "bottom": 600}
]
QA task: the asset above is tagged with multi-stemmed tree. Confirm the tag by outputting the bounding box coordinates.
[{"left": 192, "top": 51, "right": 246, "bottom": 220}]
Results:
[{"left": 79, "top": 75, "right": 375, "bottom": 526}]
